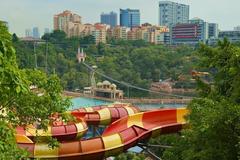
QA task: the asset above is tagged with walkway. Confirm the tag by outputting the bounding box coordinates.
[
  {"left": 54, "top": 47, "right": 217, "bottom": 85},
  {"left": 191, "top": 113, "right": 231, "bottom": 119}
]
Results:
[{"left": 63, "top": 91, "right": 192, "bottom": 104}]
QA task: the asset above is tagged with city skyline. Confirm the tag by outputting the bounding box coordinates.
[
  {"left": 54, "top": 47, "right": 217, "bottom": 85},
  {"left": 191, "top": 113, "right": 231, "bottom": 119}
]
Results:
[{"left": 0, "top": 0, "right": 239, "bottom": 36}]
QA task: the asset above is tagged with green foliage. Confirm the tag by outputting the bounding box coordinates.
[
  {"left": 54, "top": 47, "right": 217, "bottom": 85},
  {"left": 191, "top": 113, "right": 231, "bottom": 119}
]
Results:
[
  {"left": 115, "top": 152, "right": 145, "bottom": 160},
  {"left": 0, "top": 121, "right": 28, "bottom": 159},
  {"left": 15, "top": 29, "right": 196, "bottom": 98},
  {"left": 42, "top": 30, "right": 66, "bottom": 42},
  {"left": 156, "top": 99, "right": 240, "bottom": 160},
  {"left": 197, "top": 39, "right": 240, "bottom": 103},
  {"left": 12, "top": 33, "right": 19, "bottom": 42},
  {"left": 149, "top": 39, "right": 240, "bottom": 160},
  {"left": 0, "top": 21, "right": 70, "bottom": 158},
  {"left": 9, "top": 69, "right": 71, "bottom": 127}
]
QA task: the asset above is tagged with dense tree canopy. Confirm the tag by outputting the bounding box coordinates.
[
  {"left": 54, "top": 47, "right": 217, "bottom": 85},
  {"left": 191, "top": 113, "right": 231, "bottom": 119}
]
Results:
[
  {"left": 146, "top": 41, "right": 240, "bottom": 160},
  {"left": 3, "top": 22, "right": 240, "bottom": 159},
  {"left": 14, "top": 32, "right": 196, "bottom": 97},
  {"left": 0, "top": 21, "right": 70, "bottom": 158},
  {"left": 116, "top": 40, "right": 240, "bottom": 160}
]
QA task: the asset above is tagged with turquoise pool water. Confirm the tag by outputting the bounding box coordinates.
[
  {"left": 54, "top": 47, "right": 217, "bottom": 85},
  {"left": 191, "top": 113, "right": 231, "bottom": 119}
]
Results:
[
  {"left": 70, "top": 97, "right": 186, "bottom": 110},
  {"left": 70, "top": 97, "right": 109, "bottom": 110}
]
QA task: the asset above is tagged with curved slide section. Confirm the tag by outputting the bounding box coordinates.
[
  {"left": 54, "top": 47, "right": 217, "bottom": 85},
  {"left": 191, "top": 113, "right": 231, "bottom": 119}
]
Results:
[
  {"left": 16, "top": 103, "right": 138, "bottom": 143},
  {"left": 103, "top": 107, "right": 188, "bottom": 136},
  {"left": 16, "top": 118, "right": 88, "bottom": 142},
  {"left": 71, "top": 103, "right": 139, "bottom": 125},
  {"left": 72, "top": 103, "right": 137, "bottom": 112},
  {"left": 18, "top": 108, "right": 188, "bottom": 160}
]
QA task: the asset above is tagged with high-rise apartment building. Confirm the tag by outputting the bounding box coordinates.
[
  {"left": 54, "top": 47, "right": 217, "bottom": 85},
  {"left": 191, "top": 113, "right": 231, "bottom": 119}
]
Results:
[
  {"left": 44, "top": 28, "right": 50, "bottom": 34},
  {"left": 32, "top": 27, "right": 40, "bottom": 38},
  {"left": 120, "top": 9, "right": 140, "bottom": 28},
  {"left": 124, "top": 24, "right": 170, "bottom": 44},
  {"left": 127, "top": 28, "right": 139, "bottom": 41},
  {"left": 25, "top": 29, "right": 32, "bottom": 37},
  {"left": 148, "top": 26, "right": 170, "bottom": 44},
  {"left": 208, "top": 23, "right": 219, "bottom": 38},
  {"left": 159, "top": 1, "right": 189, "bottom": 27},
  {"left": 100, "top": 12, "right": 117, "bottom": 27},
  {"left": 81, "top": 23, "right": 95, "bottom": 37},
  {"left": 109, "top": 26, "right": 128, "bottom": 40},
  {"left": 92, "top": 23, "right": 108, "bottom": 44},
  {"left": 54, "top": 10, "right": 83, "bottom": 37}
]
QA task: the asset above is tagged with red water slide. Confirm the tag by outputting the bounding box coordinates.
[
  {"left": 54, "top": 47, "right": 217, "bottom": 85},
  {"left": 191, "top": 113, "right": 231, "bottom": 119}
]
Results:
[
  {"left": 16, "top": 103, "right": 139, "bottom": 142},
  {"left": 18, "top": 108, "right": 188, "bottom": 160}
]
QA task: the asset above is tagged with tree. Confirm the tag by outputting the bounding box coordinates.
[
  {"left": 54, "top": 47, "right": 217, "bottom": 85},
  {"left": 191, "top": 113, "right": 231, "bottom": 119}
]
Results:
[
  {"left": 0, "top": 21, "right": 70, "bottom": 158},
  {"left": 42, "top": 30, "right": 66, "bottom": 42},
  {"left": 152, "top": 40, "right": 240, "bottom": 160},
  {"left": 198, "top": 39, "right": 240, "bottom": 103},
  {"left": 115, "top": 152, "right": 145, "bottom": 160},
  {"left": 12, "top": 33, "right": 19, "bottom": 42},
  {"left": 14, "top": 27, "right": 196, "bottom": 98}
]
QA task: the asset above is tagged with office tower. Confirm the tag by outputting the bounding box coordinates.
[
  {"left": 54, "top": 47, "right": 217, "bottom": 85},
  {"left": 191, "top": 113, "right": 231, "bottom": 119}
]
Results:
[
  {"left": 234, "top": 26, "right": 240, "bottom": 31},
  {"left": 44, "top": 28, "right": 50, "bottom": 34},
  {"left": 120, "top": 8, "right": 140, "bottom": 28},
  {"left": 25, "top": 29, "right": 32, "bottom": 37},
  {"left": 54, "top": 10, "right": 83, "bottom": 37},
  {"left": 219, "top": 31, "right": 240, "bottom": 43},
  {"left": 171, "top": 18, "right": 208, "bottom": 45},
  {"left": 208, "top": 23, "right": 219, "bottom": 38},
  {"left": 100, "top": 11, "right": 117, "bottom": 27},
  {"left": 159, "top": 1, "right": 189, "bottom": 27},
  {"left": 32, "top": 27, "right": 40, "bottom": 38}
]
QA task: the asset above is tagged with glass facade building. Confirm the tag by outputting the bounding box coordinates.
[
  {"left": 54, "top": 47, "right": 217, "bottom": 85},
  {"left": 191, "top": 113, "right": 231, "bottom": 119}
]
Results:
[
  {"left": 100, "top": 11, "right": 117, "bottom": 27},
  {"left": 120, "top": 9, "right": 140, "bottom": 28},
  {"left": 32, "top": 27, "right": 40, "bottom": 38}
]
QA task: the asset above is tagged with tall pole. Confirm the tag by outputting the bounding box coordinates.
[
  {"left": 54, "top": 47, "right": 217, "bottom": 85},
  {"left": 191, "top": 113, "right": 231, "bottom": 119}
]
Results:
[
  {"left": 34, "top": 42, "right": 38, "bottom": 69},
  {"left": 90, "top": 66, "right": 97, "bottom": 96},
  {"left": 45, "top": 41, "right": 48, "bottom": 74}
]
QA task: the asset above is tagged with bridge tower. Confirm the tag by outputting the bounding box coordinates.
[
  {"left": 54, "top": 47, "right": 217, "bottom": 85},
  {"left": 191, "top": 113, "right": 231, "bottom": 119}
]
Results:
[
  {"left": 90, "top": 65, "right": 97, "bottom": 95},
  {"left": 76, "top": 47, "right": 86, "bottom": 63}
]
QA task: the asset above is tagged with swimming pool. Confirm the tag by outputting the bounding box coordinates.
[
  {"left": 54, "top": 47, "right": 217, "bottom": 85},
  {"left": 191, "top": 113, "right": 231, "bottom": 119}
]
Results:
[
  {"left": 70, "top": 97, "right": 109, "bottom": 110},
  {"left": 70, "top": 97, "right": 186, "bottom": 110}
]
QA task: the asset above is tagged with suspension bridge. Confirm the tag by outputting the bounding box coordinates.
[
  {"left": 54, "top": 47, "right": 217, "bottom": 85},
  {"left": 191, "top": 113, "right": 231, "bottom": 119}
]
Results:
[{"left": 81, "top": 62, "right": 194, "bottom": 99}]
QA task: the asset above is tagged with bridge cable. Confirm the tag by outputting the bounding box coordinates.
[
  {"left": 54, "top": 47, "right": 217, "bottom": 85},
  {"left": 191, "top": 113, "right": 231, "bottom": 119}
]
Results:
[{"left": 82, "top": 62, "right": 194, "bottom": 99}]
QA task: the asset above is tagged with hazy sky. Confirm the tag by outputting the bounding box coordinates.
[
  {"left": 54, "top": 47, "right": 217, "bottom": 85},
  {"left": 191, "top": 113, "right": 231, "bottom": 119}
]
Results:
[{"left": 0, "top": 0, "right": 239, "bottom": 36}]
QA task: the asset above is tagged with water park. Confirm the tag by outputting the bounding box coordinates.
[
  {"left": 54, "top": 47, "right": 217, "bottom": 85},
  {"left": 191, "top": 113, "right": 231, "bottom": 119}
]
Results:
[
  {"left": 16, "top": 102, "right": 188, "bottom": 159},
  {"left": 15, "top": 47, "right": 192, "bottom": 159},
  {"left": 1, "top": 19, "right": 239, "bottom": 160}
]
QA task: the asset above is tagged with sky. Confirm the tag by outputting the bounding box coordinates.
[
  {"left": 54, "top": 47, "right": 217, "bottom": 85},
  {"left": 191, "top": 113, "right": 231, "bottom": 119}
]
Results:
[{"left": 0, "top": 0, "right": 239, "bottom": 37}]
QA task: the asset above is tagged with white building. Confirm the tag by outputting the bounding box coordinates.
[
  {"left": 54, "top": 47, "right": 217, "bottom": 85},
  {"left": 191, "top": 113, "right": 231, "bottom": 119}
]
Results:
[{"left": 159, "top": 1, "right": 189, "bottom": 27}]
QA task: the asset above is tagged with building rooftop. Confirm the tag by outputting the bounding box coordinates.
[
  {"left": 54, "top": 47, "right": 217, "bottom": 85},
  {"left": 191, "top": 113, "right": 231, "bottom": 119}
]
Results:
[{"left": 190, "top": 17, "right": 203, "bottom": 21}]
